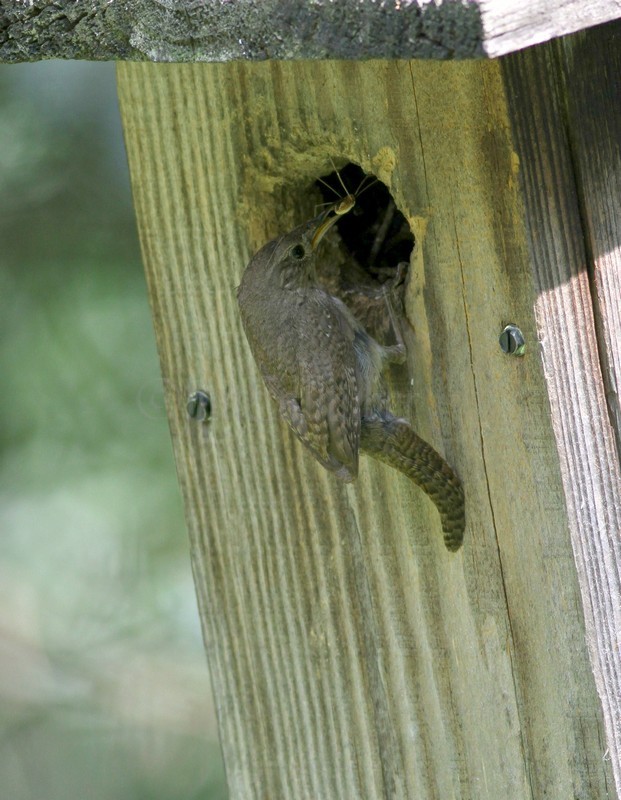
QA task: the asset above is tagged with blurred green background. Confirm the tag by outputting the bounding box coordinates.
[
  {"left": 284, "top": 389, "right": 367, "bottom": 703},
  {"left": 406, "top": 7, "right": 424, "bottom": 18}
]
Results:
[{"left": 0, "top": 62, "right": 226, "bottom": 799}]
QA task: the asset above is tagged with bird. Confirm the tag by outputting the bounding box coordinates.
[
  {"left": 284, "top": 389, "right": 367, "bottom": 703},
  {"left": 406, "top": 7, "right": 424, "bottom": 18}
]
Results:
[{"left": 237, "top": 207, "right": 465, "bottom": 551}]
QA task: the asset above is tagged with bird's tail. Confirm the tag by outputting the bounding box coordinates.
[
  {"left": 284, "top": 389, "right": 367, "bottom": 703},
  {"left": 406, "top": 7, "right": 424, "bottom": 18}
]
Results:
[{"left": 360, "top": 412, "right": 465, "bottom": 551}]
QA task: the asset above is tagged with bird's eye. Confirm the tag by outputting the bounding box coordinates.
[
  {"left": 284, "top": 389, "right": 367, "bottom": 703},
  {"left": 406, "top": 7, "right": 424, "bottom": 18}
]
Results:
[{"left": 290, "top": 244, "right": 306, "bottom": 260}]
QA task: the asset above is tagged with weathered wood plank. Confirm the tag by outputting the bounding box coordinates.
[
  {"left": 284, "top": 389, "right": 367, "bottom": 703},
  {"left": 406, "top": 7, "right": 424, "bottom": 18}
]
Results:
[
  {"left": 558, "top": 22, "right": 621, "bottom": 454},
  {"left": 504, "top": 36, "right": 621, "bottom": 796},
  {"left": 3, "top": 0, "right": 621, "bottom": 63},
  {"left": 481, "top": 2, "right": 621, "bottom": 57},
  {"left": 117, "top": 59, "right": 612, "bottom": 798}
]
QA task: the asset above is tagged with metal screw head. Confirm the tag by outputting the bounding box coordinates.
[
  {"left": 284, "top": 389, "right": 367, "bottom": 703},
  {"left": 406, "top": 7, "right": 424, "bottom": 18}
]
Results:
[
  {"left": 499, "top": 324, "right": 526, "bottom": 356},
  {"left": 187, "top": 390, "right": 212, "bottom": 423}
]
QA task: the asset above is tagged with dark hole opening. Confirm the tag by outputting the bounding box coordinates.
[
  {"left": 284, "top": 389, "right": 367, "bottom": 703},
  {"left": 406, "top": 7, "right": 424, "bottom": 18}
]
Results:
[{"left": 315, "top": 162, "right": 415, "bottom": 281}]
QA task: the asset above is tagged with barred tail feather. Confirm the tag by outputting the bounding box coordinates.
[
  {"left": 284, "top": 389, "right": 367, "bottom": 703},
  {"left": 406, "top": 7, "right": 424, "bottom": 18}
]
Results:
[{"left": 360, "top": 412, "right": 465, "bottom": 551}]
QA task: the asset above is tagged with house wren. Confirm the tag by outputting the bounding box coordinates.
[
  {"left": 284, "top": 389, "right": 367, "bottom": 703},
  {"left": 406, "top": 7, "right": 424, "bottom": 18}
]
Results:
[{"left": 237, "top": 209, "right": 465, "bottom": 551}]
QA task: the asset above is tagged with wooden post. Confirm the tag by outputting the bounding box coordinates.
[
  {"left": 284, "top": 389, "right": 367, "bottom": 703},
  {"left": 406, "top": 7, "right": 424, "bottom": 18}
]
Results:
[{"left": 117, "top": 46, "right": 617, "bottom": 797}]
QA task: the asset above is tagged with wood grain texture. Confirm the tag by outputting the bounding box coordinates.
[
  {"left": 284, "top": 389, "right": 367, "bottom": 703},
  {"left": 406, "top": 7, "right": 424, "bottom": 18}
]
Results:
[
  {"left": 559, "top": 22, "right": 621, "bottom": 456},
  {"left": 504, "top": 36, "right": 621, "bottom": 797},
  {"left": 481, "top": 1, "right": 621, "bottom": 57},
  {"left": 117, "top": 59, "right": 612, "bottom": 798}
]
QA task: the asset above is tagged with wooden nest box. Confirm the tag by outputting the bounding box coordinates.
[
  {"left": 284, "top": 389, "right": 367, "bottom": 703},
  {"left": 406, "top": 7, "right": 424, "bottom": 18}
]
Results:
[{"left": 5, "top": 1, "right": 621, "bottom": 796}]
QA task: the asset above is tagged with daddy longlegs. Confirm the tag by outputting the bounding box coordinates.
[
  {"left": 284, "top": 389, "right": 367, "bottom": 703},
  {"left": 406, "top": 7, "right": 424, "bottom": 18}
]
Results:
[{"left": 315, "top": 161, "right": 377, "bottom": 220}]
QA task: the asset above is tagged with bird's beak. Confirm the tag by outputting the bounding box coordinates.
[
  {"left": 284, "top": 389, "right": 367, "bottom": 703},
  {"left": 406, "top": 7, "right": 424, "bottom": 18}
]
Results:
[{"left": 310, "top": 212, "right": 340, "bottom": 251}]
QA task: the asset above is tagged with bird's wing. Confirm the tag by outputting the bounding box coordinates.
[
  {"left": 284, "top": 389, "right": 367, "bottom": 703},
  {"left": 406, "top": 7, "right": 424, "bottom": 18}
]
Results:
[{"left": 290, "top": 292, "right": 361, "bottom": 481}]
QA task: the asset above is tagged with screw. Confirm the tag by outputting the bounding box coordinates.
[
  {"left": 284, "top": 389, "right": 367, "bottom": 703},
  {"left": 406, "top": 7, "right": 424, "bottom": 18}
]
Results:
[
  {"left": 187, "top": 390, "right": 212, "bottom": 423},
  {"left": 499, "top": 324, "right": 526, "bottom": 356}
]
